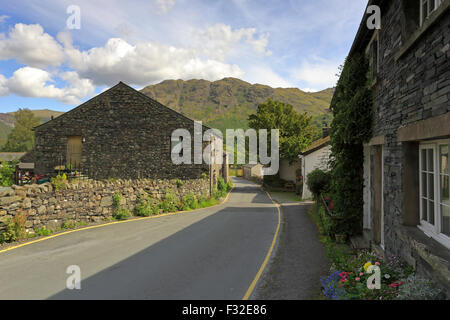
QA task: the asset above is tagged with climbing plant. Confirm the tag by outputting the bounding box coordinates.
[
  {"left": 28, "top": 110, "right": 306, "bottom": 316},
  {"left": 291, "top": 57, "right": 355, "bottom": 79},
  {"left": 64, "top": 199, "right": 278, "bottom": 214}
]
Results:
[{"left": 329, "top": 53, "right": 373, "bottom": 236}]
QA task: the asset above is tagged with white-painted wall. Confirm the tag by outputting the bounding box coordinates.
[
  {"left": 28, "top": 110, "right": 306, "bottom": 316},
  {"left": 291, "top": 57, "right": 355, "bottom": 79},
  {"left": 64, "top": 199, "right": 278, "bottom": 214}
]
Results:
[
  {"left": 301, "top": 145, "right": 332, "bottom": 200},
  {"left": 279, "top": 159, "right": 301, "bottom": 183}
]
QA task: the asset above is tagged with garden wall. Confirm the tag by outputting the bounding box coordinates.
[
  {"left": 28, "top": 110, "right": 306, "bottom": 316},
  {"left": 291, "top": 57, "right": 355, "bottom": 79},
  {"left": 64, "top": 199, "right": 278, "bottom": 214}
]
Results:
[{"left": 0, "top": 178, "right": 210, "bottom": 233}]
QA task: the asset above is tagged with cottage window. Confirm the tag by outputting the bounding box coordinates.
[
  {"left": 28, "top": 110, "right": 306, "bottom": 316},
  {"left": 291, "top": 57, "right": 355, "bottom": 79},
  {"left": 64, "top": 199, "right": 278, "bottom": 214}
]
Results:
[
  {"left": 420, "top": 0, "right": 444, "bottom": 26},
  {"left": 419, "top": 140, "right": 450, "bottom": 248},
  {"left": 365, "top": 31, "right": 380, "bottom": 80}
]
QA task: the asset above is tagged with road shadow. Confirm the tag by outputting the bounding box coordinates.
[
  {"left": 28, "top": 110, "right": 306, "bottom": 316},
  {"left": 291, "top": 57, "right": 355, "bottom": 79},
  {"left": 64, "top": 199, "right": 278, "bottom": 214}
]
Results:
[{"left": 48, "top": 200, "right": 278, "bottom": 300}]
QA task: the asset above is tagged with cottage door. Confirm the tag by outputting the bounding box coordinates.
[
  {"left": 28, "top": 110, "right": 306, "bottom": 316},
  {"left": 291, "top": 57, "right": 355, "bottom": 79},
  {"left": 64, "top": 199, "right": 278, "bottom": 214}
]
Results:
[
  {"left": 67, "top": 136, "right": 82, "bottom": 169},
  {"left": 372, "top": 145, "right": 384, "bottom": 246}
]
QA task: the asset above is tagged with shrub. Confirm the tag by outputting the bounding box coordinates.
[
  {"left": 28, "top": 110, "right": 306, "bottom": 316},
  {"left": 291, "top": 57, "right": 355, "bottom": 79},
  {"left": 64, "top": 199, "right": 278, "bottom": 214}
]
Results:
[
  {"left": 176, "top": 179, "right": 184, "bottom": 188},
  {"left": 34, "top": 226, "right": 51, "bottom": 237},
  {"left": 0, "top": 212, "right": 28, "bottom": 243},
  {"left": 61, "top": 220, "right": 76, "bottom": 229},
  {"left": 0, "top": 161, "right": 15, "bottom": 187},
  {"left": 112, "top": 192, "right": 131, "bottom": 220},
  {"left": 135, "top": 194, "right": 160, "bottom": 217},
  {"left": 161, "top": 189, "right": 179, "bottom": 213},
  {"left": 306, "top": 169, "right": 331, "bottom": 199},
  {"left": 113, "top": 208, "right": 131, "bottom": 220},
  {"left": 51, "top": 173, "right": 67, "bottom": 191},
  {"left": 181, "top": 193, "right": 198, "bottom": 211}
]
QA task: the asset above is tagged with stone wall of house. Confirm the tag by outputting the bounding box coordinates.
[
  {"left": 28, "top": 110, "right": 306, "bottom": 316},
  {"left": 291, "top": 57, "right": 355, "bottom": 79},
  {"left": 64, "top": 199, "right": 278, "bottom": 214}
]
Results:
[
  {"left": 21, "top": 82, "right": 211, "bottom": 181},
  {"left": 370, "top": 1, "right": 449, "bottom": 289},
  {"left": 0, "top": 177, "right": 210, "bottom": 234}
]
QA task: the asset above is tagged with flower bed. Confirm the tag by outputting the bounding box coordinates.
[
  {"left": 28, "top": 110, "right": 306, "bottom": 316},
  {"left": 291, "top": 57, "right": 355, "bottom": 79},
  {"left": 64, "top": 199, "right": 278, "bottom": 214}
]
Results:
[{"left": 309, "top": 205, "right": 443, "bottom": 300}]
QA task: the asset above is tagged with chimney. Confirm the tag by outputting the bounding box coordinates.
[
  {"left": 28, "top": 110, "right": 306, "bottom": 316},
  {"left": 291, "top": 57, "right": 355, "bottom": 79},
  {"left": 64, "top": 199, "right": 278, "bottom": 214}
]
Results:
[{"left": 322, "top": 127, "right": 330, "bottom": 138}]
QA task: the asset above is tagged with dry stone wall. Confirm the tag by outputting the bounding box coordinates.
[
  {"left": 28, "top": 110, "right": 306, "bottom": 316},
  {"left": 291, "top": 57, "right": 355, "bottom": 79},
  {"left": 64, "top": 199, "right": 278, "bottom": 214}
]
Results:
[{"left": 0, "top": 178, "right": 210, "bottom": 233}]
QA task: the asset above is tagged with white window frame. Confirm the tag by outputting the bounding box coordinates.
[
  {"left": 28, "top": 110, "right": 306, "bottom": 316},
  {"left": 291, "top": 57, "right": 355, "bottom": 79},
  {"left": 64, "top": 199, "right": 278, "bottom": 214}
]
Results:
[
  {"left": 418, "top": 139, "right": 450, "bottom": 249},
  {"left": 420, "top": 0, "right": 444, "bottom": 26}
]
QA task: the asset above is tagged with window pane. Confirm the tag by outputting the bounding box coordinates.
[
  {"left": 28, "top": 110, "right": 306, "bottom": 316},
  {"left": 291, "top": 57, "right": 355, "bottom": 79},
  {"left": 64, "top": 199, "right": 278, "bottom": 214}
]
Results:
[
  {"left": 428, "top": 149, "right": 434, "bottom": 171},
  {"left": 429, "top": 201, "right": 435, "bottom": 225},
  {"left": 441, "top": 205, "right": 450, "bottom": 237},
  {"left": 428, "top": 173, "right": 434, "bottom": 199},
  {"left": 422, "top": 172, "right": 427, "bottom": 197},
  {"left": 422, "top": 198, "right": 428, "bottom": 221},
  {"left": 440, "top": 145, "right": 449, "bottom": 175},
  {"left": 421, "top": 149, "right": 427, "bottom": 171},
  {"left": 441, "top": 175, "right": 450, "bottom": 204}
]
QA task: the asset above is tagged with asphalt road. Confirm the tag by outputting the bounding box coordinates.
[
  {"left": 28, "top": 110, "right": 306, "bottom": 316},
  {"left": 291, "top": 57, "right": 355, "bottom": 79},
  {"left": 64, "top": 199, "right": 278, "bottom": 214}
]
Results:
[{"left": 0, "top": 178, "right": 280, "bottom": 300}]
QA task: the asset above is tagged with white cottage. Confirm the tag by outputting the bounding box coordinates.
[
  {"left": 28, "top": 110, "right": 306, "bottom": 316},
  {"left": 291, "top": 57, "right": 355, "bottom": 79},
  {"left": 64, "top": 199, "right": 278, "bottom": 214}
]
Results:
[{"left": 299, "top": 136, "right": 331, "bottom": 200}]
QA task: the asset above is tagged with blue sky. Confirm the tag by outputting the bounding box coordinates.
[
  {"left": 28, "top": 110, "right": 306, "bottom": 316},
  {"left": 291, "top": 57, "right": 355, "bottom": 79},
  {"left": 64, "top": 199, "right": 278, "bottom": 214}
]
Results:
[{"left": 0, "top": 0, "right": 367, "bottom": 113}]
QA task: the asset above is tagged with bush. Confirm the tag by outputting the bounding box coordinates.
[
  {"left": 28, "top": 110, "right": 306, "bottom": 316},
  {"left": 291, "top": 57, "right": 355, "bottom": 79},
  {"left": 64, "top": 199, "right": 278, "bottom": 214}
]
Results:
[
  {"left": 161, "top": 189, "right": 179, "bottom": 213},
  {"left": 0, "top": 161, "right": 15, "bottom": 187},
  {"left": 51, "top": 173, "right": 67, "bottom": 191},
  {"left": 181, "top": 193, "right": 198, "bottom": 211},
  {"left": 135, "top": 194, "right": 160, "bottom": 217},
  {"left": 34, "top": 226, "right": 51, "bottom": 237},
  {"left": 0, "top": 212, "right": 28, "bottom": 243},
  {"left": 306, "top": 169, "right": 331, "bottom": 199},
  {"left": 112, "top": 192, "right": 131, "bottom": 220}
]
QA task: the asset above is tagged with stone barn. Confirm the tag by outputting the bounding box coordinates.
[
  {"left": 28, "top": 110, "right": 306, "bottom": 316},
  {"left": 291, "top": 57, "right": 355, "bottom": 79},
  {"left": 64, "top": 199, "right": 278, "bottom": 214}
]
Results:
[{"left": 21, "top": 82, "right": 227, "bottom": 192}]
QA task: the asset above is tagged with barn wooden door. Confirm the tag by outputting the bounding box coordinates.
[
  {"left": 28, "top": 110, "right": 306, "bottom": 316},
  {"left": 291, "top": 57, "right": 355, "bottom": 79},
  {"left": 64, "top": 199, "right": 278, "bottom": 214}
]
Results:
[{"left": 67, "top": 136, "right": 82, "bottom": 168}]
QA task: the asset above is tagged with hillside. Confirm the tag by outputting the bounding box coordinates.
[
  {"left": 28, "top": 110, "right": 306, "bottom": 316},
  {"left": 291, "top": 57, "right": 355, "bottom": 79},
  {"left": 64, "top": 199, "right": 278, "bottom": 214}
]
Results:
[
  {"left": 0, "top": 79, "right": 334, "bottom": 148},
  {"left": 0, "top": 109, "right": 64, "bottom": 148},
  {"left": 141, "top": 78, "right": 333, "bottom": 132}
]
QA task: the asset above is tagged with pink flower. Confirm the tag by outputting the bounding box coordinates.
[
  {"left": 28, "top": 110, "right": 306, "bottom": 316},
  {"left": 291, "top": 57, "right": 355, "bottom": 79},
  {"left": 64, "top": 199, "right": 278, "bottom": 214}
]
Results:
[
  {"left": 359, "top": 272, "right": 364, "bottom": 276},
  {"left": 375, "top": 262, "right": 380, "bottom": 266},
  {"left": 355, "top": 277, "right": 360, "bottom": 281}
]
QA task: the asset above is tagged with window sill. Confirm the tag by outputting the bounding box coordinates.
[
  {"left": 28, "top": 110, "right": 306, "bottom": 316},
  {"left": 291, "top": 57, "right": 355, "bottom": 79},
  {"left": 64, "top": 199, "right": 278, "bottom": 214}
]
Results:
[
  {"left": 395, "top": 225, "right": 450, "bottom": 287},
  {"left": 395, "top": 1, "right": 450, "bottom": 61}
]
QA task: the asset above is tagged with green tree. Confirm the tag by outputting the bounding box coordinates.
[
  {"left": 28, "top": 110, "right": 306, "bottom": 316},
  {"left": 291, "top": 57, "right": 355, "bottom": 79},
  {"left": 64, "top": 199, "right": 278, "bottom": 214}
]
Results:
[
  {"left": 248, "top": 99, "right": 316, "bottom": 161},
  {"left": 1, "top": 109, "right": 41, "bottom": 152}
]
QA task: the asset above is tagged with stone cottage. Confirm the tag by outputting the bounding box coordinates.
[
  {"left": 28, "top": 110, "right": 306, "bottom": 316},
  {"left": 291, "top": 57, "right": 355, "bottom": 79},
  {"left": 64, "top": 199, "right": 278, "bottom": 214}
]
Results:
[
  {"left": 342, "top": 0, "right": 449, "bottom": 292},
  {"left": 21, "top": 82, "right": 228, "bottom": 193}
]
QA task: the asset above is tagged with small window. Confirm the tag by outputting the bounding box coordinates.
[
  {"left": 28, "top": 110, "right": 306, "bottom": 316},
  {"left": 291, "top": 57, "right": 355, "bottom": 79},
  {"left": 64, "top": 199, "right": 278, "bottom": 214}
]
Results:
[
  {"left": 421, "top": 0, "right": 444, "bottom": 26},
  {"left": 365, "top": 32, "right": 380, "bottom": 80},
  {"left": 419, "top": 140, "right": 450, "bottom": 249}
]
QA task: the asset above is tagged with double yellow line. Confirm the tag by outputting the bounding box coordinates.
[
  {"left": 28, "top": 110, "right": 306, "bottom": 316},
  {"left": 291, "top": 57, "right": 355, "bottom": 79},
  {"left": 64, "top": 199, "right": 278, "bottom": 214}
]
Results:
[
  {"left": 0, "top": 188, "right": 234, "bottom": 255},
  {"left": 242, "top": 189, "right": 281, "bottom": 300}
]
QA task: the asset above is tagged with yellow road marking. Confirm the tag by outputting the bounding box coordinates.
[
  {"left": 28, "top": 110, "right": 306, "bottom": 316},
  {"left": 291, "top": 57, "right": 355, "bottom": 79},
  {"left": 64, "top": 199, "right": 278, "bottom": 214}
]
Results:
[
  {"left": 242, "top": 188, "right": 281, "bottom": 300},
  {"left": 0, "top": 187, "right": 234, "bottom": 255}
]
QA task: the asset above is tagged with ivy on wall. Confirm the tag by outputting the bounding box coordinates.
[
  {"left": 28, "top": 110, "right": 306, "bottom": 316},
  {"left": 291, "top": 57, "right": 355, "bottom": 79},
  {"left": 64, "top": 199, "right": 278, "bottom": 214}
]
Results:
[{"left": 329, "top": 53, "right": 373, "bottom": 236}]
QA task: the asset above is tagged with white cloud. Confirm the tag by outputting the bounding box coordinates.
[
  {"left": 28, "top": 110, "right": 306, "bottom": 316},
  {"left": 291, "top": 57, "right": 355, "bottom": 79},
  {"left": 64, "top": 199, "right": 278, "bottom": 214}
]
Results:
[
  {"left": 155, "top": 0, "right": 176, "bottom": 14},
  {"left": 192, "top": 24, "right": 271, "bottom": 62},
  {"left": 0, "top": 74, "right": 9, "bottom": 96},
  {"left": 0, "top": 23, "right": 65, "bottom": 68},
  {"left": 292, "top": 58, "right": 340, "bottom": 89},
  {"left": 0, "top": 15, "right": 9, "bottom": 24},
  {"left": 3, "top": 67, "right": 95, "bottom": 104},
  {"left": 245, "top": 66, "right": 293, "bottom": 88},
  {"left": 64, "top": 37, "right": 244, "bottom": 86}
]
